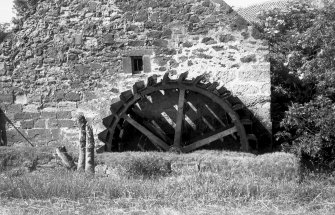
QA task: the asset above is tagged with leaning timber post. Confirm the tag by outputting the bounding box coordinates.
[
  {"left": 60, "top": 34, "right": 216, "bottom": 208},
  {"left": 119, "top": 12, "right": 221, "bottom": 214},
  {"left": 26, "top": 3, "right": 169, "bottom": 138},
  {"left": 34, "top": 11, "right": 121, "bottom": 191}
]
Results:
[
  {"left": 55, "top": 146, "right": 76, "bottom": 170},
  {"left": 77, "top": 114, "right": 87, "bottom": 171},
  {"left": 85, "top": 124, "right": 95, "bottom": 174}
]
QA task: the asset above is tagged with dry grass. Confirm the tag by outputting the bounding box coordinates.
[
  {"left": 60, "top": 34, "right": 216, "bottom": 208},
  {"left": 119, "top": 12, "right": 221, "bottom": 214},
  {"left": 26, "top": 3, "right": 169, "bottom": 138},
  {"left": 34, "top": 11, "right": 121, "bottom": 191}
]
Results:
[
  {"left": 0, "top": 148, "right": 334, "bottom": 215},
  {"left": 98, "top": 151, "right": 298, "bottom": 181}
]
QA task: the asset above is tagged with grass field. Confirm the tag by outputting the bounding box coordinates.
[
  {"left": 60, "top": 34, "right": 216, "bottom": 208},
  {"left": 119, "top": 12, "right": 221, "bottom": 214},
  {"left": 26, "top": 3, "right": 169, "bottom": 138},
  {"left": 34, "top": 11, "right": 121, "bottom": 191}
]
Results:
[{"left": 0, "top": 147, "right": 334, "bottom": 215}]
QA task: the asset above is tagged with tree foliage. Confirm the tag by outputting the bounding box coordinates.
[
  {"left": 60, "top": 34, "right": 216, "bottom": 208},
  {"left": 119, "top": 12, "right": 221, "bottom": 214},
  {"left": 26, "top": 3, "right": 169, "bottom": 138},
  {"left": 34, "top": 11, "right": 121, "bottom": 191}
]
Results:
[
  {"left": 0, "top": 23, "right": 10, "bottom": 43},
  {"left": 258, "top": 0, "right": 335, "bottom": 169},
  {"left": 13, "top": 0, "right": 40, "bottom": 14}
]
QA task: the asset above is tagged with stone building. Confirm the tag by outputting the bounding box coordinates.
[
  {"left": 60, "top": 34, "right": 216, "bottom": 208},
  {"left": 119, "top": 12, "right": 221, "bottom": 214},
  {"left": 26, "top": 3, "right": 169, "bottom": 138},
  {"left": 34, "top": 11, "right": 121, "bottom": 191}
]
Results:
[{"left": 0, "top": 0, "right": 271, "bottom": 151}]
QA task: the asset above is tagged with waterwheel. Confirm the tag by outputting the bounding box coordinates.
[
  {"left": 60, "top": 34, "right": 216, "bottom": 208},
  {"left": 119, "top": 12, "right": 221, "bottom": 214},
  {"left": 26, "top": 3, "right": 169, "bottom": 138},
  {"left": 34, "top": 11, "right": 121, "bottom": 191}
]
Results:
[{"left": 98, "top": 72, "right": 257, "bottom": 153}]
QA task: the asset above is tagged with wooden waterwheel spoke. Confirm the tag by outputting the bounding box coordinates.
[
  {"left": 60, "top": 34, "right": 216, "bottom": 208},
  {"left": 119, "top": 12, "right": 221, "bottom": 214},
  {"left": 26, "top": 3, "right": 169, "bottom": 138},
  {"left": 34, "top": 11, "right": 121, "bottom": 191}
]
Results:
[
  {"left": 173, "top": 89, "right": 186, "bottom": 148},
  {"left": 99, "top": 73, "right": 252, "bottom": 153},
  {"left": 122, "top": 115, "right": 170, "bottom": 151},
  {"left": 182, "top": 126, "right": 238, "bottom": 153},
  {"left": 142, "top": 120, "right": 172, "bottom": 144}
]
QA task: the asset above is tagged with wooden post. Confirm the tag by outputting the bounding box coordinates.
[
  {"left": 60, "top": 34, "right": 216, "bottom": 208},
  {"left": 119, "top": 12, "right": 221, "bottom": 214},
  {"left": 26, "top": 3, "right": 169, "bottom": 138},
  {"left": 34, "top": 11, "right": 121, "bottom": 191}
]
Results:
[
  {"left": 55, "top": 146, "right": 76, "bottom": 170},
  {"left": 77, "top": 114, "right": 87, "bottom": 171},
  {"left": 173, "top": 89, "right": 185, "bottom": 149},
  {"left": 0, "top": 130, "right": 3, "bottom": 146},
  {"left": 0, "top": 109, "right": 7, "bottom": 146},
  {"left": 85, "top": 124, "right": 95, "bottom": 174}
]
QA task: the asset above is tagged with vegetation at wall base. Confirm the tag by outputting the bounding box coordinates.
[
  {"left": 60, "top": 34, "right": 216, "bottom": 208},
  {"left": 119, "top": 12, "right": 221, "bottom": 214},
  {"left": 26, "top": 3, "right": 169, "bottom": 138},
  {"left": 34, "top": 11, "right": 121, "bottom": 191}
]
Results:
[{"left": 257, "top": 0, "right": 335, "bottom": 170}]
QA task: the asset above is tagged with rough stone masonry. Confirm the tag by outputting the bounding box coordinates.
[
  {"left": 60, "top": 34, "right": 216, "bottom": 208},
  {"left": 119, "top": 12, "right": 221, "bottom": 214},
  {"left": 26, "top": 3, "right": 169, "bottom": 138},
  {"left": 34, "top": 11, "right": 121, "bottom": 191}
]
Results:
[{"left": 0, "top": 0, "right": 270, "bottom": 150}]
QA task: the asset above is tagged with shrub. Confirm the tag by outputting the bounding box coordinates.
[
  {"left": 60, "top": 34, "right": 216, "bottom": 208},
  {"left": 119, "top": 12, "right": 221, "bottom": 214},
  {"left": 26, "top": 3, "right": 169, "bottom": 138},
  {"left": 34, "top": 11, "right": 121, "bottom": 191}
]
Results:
[
  {"left": 280, "top": 96, "right": 335, "bottom": 170},
  {"left": 258, "top": 0, "right": 335, "bottom": 169},
  {"left": 117, "top": 154, "right": 172, "bottom": 179}
]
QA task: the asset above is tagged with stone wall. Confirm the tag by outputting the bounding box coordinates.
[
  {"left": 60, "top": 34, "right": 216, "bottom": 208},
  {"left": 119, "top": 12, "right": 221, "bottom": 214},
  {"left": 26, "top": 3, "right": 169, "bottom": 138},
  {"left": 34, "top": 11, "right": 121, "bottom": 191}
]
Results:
[{"left": 0, "top": 0, "right": 270, "bottom": 149}]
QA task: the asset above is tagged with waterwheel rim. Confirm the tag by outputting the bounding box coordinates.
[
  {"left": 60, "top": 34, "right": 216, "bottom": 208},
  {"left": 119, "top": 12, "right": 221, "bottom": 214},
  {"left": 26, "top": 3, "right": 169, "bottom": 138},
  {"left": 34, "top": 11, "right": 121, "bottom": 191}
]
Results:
[{"left": 99, "top": 72, "right": 255, "bottom": 153}]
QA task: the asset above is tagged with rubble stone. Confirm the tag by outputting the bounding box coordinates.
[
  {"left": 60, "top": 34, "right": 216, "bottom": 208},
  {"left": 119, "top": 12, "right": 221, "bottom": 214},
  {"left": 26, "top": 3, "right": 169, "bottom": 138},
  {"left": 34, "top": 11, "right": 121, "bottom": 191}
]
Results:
[{"left": 0, "top": 0, "right": 271, "bottom": 146}]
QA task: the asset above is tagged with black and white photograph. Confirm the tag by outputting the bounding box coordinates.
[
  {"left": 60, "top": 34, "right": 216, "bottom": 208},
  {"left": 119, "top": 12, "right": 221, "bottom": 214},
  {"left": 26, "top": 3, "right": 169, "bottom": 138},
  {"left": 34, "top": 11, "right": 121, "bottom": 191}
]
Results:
[{"left": 0, "top": 0, "right": 334, "bottom": 214}]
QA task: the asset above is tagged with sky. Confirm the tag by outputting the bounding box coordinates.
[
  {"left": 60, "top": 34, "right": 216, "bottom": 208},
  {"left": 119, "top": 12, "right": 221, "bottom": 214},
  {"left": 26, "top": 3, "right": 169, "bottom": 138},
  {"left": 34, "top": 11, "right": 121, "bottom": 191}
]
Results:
[
  {"left": 0, "top": 0, "right": 273, "bottom": 23},
  {"left": 0, "top": 0, "right": 14, "bottom": 23}
]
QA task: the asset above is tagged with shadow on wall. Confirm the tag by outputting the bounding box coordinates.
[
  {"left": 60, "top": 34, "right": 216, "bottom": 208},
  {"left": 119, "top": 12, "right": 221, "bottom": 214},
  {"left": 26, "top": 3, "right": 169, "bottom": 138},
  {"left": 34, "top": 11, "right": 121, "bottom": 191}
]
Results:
[
  {"left": 231, "top": 97, "right": 273, "bottom": 153},
  {"left": 0, "top": 108, "right": 7, "bottom": 146}
]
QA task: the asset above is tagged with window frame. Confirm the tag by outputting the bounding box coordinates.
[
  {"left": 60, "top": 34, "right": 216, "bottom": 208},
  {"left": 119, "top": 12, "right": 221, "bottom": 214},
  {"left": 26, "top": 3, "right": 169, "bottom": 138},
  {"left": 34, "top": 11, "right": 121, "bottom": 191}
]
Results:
[{"left": 131, "top": 56, "right": 143, "bottom": 74}]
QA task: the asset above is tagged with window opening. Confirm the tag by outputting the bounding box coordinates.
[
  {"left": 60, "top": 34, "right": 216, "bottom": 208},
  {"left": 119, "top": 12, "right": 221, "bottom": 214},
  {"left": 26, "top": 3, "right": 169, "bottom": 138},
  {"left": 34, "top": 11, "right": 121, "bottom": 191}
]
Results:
[{"left": 132, "top": 56, "right": 143, "bottom": 74}]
